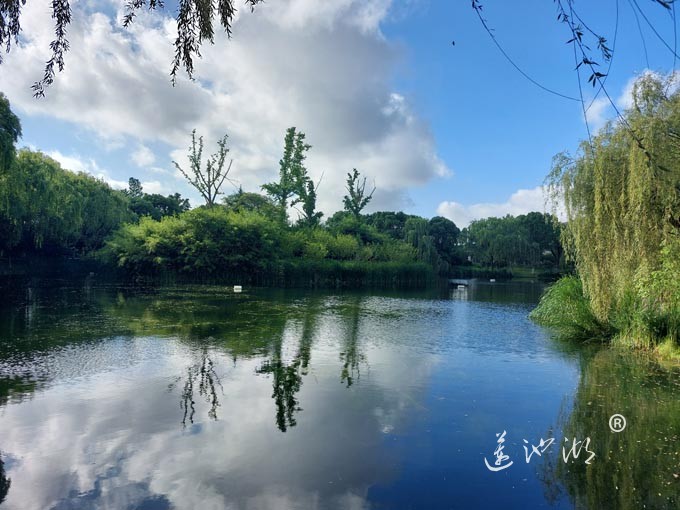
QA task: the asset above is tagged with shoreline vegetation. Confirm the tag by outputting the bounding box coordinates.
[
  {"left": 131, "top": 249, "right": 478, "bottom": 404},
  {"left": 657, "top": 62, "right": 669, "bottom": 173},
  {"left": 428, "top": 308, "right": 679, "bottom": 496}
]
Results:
[
  {"left": 3, "top": 77, "right": 677, "bottom": 360},
  {"left": 531, "top": 75, "right": 680, "bottom": 361},
  {"left": 0, "top": 97, "right": 564, "bottom": 290}
]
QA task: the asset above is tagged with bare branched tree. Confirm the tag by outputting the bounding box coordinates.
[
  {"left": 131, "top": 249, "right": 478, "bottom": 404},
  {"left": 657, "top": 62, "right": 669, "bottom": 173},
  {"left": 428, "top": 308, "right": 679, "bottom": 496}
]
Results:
[{"left": 173, "top": 129, "right": 236, "bottom": 207}]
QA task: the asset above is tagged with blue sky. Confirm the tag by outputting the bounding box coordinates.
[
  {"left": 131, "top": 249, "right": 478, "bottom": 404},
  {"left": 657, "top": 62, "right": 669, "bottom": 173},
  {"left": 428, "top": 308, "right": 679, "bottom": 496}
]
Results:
[
  {"left": 1, "top": 0, "right": 678, "bottom": 226},
  {"left": 385, "top": 1, "right": 676, "bottom": 212}
]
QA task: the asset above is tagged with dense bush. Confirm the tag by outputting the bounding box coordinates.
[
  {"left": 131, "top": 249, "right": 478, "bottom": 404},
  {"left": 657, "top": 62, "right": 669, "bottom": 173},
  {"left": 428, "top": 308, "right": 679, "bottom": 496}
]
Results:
[
  {"left": 102, "top": 208, "right": 283, "bottom": 277},
  {"left": 101, "top": 206, "right": 431, "bottom": 286}
]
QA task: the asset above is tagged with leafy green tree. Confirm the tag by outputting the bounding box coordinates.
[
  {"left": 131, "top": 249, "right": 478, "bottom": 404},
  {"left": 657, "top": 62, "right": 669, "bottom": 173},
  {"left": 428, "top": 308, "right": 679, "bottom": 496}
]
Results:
[
  {"left": 365, "top": 211, "right": 417, "bottom": 240},
  {"left": 148, "top": 193, "right": 190, "bottom": 217},
  {"left": 173, "top": 130, "right": 234, "bottom": 207},
  {"left": 262, "top": 127, "right": 317, "bottom": 224},
  {"left": 427, "top": 216, "right": 460, "bottom": 265},
  {"left": 461, "top": 213, "right": 561, "bottom": 268},
  {"left": 223, "top": 188, "right": 279, "bottom": 220},
  {"left": 542, "top": 74, "right": 680, "bottom": 350},
  {"left": 71, "top": 173, "right": 132, "bottom": 252},
  {"left": 0, "top": 92, "right": 21, "bottom": 172},
  {"left": 125, "top": 177, "right": 143, "bottom": 199},
  {"left": 0, "top": 149, "right": 132, "bottom": 254},
  {"left": 295, "top": 177, "right": 323, "bottom": 228},
  {"left": 522, "top": 211, "right": 562, "bottom": 265},
  {"left": 127, "top": 179, "right": 190, "bottom": 220},
  {"left": 343, "top": 168, "right": 375, "bottom": 219},
  {"left": 404, "top": 217, "right": 448, "bottom": 274}
]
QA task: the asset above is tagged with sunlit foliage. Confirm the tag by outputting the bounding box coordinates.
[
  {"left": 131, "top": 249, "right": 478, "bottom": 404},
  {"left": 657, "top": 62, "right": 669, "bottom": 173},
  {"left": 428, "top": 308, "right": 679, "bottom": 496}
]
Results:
[{"left": 541, "top": 74, "right": 680, "bottom": 354}]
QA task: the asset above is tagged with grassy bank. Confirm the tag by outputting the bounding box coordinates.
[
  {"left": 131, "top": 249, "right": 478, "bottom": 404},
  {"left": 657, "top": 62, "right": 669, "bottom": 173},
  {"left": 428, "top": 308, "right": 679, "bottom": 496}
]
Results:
[{"left": 530, "top": 276, "right": 680, "bottom": 361}]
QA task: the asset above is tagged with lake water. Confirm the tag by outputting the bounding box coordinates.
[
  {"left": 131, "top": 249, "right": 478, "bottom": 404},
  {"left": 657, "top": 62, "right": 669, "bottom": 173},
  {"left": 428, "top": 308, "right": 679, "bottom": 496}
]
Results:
[{"left": 0, "top": 279, "right": 678, "bottom": 509}]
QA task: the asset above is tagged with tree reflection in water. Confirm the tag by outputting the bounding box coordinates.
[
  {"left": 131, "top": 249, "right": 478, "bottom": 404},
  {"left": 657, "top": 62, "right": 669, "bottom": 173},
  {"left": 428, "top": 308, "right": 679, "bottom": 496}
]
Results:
[
  {"left": 257, "top": 357, "right": 303, "bottom": 432},
  {"left": 0, "top": 453, "right": 10, "bottom": 505},
  {"left": 340, "top": 297, "right": 364, "bottom": 388},
  {"left": 540, "top": 349, "right": 680, "bottom": 510},
  {"left": 171, "top": 346, "right": 224, "bottom": 428},
  {"left": 256, "top": 297, "right": 321, "bottom": 432}
]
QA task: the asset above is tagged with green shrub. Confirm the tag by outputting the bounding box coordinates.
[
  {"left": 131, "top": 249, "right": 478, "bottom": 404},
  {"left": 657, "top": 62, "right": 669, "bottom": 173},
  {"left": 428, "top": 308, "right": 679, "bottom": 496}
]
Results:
[
  {"left": 302, "top": 240, "right": 328, "bottom": 260},
  {"left": 101, "top": 208, "right": 282, "bottom": 277},
  {"left": 530, "top": 276, "right": 612, "bottom": 341},
  {"left": 325, "top": 233, "right": 359, "bottom": 260}
]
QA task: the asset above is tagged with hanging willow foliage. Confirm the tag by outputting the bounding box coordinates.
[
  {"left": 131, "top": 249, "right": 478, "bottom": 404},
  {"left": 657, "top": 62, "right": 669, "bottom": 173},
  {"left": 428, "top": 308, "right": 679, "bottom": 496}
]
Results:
[{"left": 546, "top": 74, "right": 680, "bottom": 329}]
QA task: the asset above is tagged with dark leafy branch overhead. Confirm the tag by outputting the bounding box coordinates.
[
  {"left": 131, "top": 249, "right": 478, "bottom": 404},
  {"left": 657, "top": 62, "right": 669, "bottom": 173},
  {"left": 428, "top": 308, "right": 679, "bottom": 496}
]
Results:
[
  {"left": 472, "top": 0, "right": 676, "bottom": 169},
  {"left": 556, "top": 0, "right": 662, "bottom": 167},
  {"left": 470, "top": 0, "right": 674, "bottom": 100},
  {"left": 0, "top": 0, "right": 263, "bottom": 97},
  {"left": 470, "top": 0, "right": 580, "bottom": 101}
]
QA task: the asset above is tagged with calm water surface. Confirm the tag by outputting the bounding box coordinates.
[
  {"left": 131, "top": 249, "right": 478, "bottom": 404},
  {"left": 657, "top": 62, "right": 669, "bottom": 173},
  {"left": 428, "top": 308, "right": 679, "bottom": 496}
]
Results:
[{"left": 0, "top": 279, "right": 678, "bottom": 509}]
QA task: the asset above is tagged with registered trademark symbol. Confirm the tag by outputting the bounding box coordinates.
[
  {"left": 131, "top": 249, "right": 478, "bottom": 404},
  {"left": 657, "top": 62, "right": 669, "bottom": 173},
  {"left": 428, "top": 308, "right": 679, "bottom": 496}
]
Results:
[{"left": 609, "top": 414, "right": 626, "bottom": 433}]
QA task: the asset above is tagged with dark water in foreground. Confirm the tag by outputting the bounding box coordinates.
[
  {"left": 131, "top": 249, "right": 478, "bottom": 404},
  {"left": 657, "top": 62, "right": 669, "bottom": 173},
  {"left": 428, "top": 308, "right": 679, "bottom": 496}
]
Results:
[{"left": 0, "top": 280, "right": 678, "bottom": 510}]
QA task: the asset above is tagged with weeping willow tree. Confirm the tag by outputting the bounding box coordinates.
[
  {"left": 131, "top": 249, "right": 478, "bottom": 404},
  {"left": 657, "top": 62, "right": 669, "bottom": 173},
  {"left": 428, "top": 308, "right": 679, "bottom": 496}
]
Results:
[{"left": 539, "top": 74, "right": 680, "bottom": 354}]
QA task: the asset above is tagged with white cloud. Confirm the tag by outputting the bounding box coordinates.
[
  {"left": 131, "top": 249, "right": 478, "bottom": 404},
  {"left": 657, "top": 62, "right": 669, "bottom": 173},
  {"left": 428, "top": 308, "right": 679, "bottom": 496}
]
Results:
[
  {"left": 1, "top": 0, "right": 449, "bottom": 213},
  {"left": 0, "top": 297, "right": 439, "bottom": 509},
  {"left": 436, "top": 186, "right": 558, "bottom": 227},
  {"left": 131, "top": 144, "right": 156, "bottom": 167},
  {"left": 141, "top": 180, "right": 165, "bottom": 194},
  {"left": 47, "top": 150, "right": 128, "bottom": 189},
  {"left": 584, "top": 96, "right": 610, "bottom": 131}
]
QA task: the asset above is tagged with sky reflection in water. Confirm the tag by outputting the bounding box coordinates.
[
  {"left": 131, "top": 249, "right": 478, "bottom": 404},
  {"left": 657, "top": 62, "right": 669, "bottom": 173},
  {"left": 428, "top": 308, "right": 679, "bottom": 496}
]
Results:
[{"left": 0, "top": 281, "right": 677, "bottom": 509}]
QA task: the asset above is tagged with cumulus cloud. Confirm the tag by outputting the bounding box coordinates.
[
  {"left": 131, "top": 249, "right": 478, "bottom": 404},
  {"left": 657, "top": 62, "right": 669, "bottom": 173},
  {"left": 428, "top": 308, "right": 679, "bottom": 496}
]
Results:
[
  {"left": 584, "top": 96, "right": 610, "bottom": 131},
  {"left": 1, "top": 0, "right": 449, "bottom": 213},
  {"left": 436, "top": 186, "right": 558, "bottom": 227},
  {"left": 47, "top": 150, "right": 129, "bottom": 189},
  {"left": 131, "top": 145, "right": 156, "bottom": 167}
]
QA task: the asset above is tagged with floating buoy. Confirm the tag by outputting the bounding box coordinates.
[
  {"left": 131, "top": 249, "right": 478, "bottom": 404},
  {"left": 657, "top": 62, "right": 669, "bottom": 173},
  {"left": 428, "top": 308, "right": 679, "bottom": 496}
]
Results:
[{"left": 233, "top": 285, "right": 242, "bottom": 293}]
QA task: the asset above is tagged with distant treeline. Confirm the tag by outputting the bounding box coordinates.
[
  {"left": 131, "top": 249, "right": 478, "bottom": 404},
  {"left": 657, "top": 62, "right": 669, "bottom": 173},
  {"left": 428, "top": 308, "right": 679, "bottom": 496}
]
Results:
[{"left": 1, "top": 93, "right": 563, "bottom": 287}]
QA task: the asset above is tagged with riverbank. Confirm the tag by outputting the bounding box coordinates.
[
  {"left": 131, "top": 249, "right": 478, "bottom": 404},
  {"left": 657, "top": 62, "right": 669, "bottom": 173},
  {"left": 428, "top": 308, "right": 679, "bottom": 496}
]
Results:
[
  {"left": 531, "top": 276, "right": 680, "bottom": 362},
  {"left": 0, "top": 255, "right": 438, "bottom": 289}
]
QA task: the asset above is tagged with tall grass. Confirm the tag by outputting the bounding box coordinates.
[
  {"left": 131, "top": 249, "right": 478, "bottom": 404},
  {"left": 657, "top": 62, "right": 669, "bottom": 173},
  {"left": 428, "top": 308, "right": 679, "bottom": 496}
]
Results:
[
  {"left": 529, "top": 276, "right": 612, "bottom": 341},
  {"left": 531, "top": 276, "right": 680, "bottom": 360}
]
